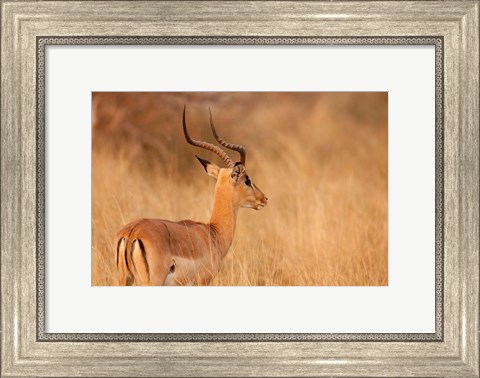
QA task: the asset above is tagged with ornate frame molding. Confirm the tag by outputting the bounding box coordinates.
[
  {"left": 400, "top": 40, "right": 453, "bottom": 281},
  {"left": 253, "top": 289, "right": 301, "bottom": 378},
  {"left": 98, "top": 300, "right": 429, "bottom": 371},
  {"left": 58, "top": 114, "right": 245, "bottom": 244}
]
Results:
[{"left": 2, "top": 2, "right": 478, "bottom": 376}]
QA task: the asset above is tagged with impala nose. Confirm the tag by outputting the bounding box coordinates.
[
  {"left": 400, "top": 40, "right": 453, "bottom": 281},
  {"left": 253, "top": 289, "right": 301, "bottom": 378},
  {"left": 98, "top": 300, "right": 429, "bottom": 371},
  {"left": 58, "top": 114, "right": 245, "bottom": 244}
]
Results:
[{"left": 262, "top": 197, "right": 268, "bottom": 207}]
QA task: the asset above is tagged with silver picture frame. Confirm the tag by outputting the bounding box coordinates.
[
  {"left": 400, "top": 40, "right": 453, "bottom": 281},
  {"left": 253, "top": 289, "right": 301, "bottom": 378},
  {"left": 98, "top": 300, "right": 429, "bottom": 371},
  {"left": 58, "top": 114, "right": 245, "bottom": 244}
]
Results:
[{"left": 1, "top": 1, "right": 478, "bottom": 376}]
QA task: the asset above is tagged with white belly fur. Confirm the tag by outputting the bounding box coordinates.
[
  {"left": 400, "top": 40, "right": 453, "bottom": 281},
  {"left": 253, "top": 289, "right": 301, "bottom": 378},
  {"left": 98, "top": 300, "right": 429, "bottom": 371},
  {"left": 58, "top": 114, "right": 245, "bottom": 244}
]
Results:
[{"left": 163, "top": 256, "right": 220, "bottom": 285}]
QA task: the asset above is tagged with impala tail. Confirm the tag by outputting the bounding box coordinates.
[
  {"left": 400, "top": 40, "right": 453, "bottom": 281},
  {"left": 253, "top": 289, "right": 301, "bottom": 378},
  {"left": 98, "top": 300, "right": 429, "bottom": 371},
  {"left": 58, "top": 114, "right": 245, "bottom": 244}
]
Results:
[
  {"left": 115, "top": 235, "right": 133, "bottom": 285},
  {"left": 114, "top": 228, "right": 151, "bottom": 286}
]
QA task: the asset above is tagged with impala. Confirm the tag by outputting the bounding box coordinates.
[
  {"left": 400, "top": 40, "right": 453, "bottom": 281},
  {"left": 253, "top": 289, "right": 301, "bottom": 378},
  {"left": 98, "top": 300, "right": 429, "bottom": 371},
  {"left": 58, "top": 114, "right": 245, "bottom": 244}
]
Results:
[{"left": 114, "top": 106, "right": 268, "bottom": 285}]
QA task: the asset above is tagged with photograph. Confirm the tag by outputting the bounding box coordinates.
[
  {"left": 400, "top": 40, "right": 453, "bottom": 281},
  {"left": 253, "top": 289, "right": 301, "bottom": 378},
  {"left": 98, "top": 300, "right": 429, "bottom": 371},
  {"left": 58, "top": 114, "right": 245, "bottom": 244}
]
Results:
[{"left": 92, "top": 92, "right": 388, "bottom": 286}]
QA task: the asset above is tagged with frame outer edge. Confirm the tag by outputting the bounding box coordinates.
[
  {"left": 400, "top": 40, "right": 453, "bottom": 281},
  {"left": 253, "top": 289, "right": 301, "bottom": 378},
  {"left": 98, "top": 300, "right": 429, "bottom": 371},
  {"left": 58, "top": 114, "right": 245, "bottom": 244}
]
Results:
[
  {"left": 458, "top": 2, "right": 479, "bottom": 376},
  {"left": 1, "top": 0, "right": 479, "bottom": 377},
  {"left": 1, "top": 1, "right": 21, "bottom": 376}
]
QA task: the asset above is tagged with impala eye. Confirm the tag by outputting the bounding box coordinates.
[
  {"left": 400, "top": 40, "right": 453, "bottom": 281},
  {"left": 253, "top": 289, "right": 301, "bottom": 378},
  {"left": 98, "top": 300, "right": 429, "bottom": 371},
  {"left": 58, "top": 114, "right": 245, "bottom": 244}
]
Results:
[{"left": 245, "top": 176, "right": 251, "bottom": 186}]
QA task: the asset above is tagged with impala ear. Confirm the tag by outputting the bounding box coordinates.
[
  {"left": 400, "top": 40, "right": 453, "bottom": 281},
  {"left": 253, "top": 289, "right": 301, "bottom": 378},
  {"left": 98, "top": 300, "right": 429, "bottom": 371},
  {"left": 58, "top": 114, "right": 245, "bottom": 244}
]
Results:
[
  {"left": 231, "top": 162, "right": 245, "bottom": 182},
  {"left": 196, "top": 155, "right": 219, "bottom": 179}
]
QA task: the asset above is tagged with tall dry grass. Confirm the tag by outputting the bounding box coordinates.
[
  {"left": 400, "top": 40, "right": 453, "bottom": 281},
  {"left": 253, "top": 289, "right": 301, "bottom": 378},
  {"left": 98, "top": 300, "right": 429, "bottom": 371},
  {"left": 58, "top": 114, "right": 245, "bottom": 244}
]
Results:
[{"left": 92, "top": 92, "right": 388, "bottom": 286}]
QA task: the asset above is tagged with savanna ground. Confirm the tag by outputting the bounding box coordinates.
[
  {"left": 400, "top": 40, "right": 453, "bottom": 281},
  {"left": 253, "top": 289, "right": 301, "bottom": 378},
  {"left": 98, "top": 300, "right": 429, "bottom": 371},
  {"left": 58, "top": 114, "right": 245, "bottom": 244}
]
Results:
[{"left": 92, "top": 92, "right": 388, "bottom": 286}]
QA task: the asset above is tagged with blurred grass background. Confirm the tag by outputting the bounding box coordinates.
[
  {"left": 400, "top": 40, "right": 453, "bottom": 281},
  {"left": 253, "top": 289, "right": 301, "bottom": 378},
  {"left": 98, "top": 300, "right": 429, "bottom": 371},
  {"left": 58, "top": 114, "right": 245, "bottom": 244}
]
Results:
[{"left": 92, "top": 92, "right": 388, "bottom": 286}]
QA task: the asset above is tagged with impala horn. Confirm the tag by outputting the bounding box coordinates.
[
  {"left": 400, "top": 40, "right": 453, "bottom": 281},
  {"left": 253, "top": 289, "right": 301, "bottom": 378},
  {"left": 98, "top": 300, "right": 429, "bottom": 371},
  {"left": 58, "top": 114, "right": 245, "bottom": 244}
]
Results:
[
  {"left": 183, "top": 106, "right": 234, "bottom": 168},
  {"left": 208, "top": 108, "right": 246, "bottom": 165}
]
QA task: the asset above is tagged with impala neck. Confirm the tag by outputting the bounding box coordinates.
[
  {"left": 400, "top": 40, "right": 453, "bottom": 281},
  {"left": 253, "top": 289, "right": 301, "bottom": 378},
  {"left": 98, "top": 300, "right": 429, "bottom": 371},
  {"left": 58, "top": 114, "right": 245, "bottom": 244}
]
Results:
[{"left": 208, "top": 180, "right": 238, "bottom": 257}]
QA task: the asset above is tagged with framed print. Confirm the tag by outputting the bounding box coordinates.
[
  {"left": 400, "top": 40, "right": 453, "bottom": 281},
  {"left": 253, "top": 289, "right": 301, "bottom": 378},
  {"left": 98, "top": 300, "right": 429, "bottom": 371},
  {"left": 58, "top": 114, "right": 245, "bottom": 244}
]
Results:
[{"left": 1, "top": 1, "right": 478, "bottom": 377}]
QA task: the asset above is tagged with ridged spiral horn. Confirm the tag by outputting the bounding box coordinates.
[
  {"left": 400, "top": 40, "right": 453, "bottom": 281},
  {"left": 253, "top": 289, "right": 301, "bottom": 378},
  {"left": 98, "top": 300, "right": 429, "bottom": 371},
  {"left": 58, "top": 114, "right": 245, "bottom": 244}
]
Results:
[
  {"left": 182, "top": 106, "right": 234, "bottom": 168},
  {"left": 208, "top": 108, "right": 246, "bottom": 165}
]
